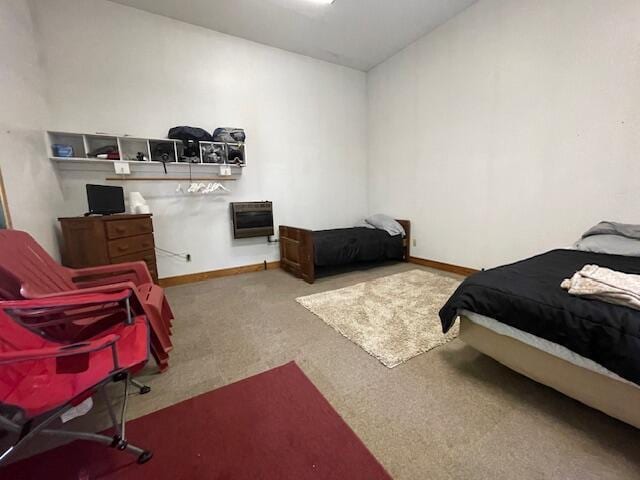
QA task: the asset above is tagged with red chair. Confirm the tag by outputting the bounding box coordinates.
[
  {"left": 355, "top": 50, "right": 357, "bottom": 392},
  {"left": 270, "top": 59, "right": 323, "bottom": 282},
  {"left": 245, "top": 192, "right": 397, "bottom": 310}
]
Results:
[
  {"left": 0, "top": 230, "right": 174, "bottom": 371},
  {"left": 0, "top": 290, "right": 153, "bottom": 466}
]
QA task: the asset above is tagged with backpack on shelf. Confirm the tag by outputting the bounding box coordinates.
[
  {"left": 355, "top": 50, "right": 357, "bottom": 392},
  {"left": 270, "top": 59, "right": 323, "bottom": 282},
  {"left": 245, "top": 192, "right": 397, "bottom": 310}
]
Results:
[
  {"left": 168, "top": 126, "right": 212, "bottom": 163},
  {"left": 212, "top": 128, "right": 246, "bottom": 143},
  {"left": 168, "top": 126, "right": 213, "bottom": 143}
]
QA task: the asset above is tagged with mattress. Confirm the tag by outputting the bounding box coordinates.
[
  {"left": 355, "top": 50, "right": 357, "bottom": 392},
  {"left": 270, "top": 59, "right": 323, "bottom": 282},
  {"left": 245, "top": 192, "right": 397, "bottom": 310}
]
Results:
[
  {"left": 440, "top": 249, "right": 640, "bottom": 386},
  {"left": 460, "top": 309, "right": 639, "bottom": 389},
  {"left": 312, "top": 227, "right": 403, "bottom": 267}
]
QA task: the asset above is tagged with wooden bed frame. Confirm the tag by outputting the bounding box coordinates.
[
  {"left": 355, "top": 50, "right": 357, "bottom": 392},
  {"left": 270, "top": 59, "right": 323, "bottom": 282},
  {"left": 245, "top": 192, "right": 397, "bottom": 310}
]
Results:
[{"left": 279, "top": 220, "right": 411, "bottom": 284}]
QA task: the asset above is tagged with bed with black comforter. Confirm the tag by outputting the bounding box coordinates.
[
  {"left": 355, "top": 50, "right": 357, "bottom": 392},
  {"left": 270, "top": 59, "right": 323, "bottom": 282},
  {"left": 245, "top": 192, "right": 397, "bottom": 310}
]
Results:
[
  {"left": 312, "top": 227, "right": 404, "bottom": 267},
  {"left": 439, "top": 249, "right": 640, "bottom": 386}
]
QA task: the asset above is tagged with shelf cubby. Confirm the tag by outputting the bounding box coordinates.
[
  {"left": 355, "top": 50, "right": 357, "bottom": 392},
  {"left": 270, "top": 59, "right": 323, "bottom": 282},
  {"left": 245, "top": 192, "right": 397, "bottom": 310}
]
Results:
[
  {"left": 200, "top": 142, "right": 227, "bottom": 164},
  {"left": 48, "top": 132, "right": 86, "bottom": 158},
  {"left": 119, "top": 137, "right": 151, "bottom": 162},
  {"left": 226, "top": 143, "right": 246, "bottom": 167},
  {"left": 85, "top": 134, "right": 119, "bottom": 158},
  {"left": 149, "top": 140, "right": 178, "bottom": 163}
]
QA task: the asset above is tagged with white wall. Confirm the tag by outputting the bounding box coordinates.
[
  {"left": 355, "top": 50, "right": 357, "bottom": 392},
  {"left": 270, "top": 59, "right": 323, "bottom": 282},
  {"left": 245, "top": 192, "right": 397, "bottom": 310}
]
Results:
[
  {"left": 11, "top": 0, "right": 639, "bottom": 276},
  {"left": 368, "top": 0, "right": 640, "bottom": 270},
  {"left": 31, "top": 0, "right": 368, "bottom": 278},
  {"left": 0, "top": 0, "right": 65, "bottom": 255}
]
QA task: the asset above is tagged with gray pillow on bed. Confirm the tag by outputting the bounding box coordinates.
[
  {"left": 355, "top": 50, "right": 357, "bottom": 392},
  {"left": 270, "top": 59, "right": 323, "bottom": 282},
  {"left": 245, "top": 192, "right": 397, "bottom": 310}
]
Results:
[
  {"left": 355, "top": 220, "right": 376, "bottom": 229},
  {"left": 365, "top": 214, "right": 406, "bottom": 237},
  {"left": 574, "top": 234, "right": 640, "bottom": 256}
]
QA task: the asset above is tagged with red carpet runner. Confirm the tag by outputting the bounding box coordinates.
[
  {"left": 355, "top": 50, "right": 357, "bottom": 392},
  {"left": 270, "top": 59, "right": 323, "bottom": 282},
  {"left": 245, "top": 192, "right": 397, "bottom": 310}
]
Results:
[{"left": 2, "top": 362, "right": 391, "bottom": 479}]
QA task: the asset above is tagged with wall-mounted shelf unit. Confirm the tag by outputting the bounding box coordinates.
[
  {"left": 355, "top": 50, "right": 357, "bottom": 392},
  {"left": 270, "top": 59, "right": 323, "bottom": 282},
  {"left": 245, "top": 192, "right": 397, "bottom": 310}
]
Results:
[
  {"left": 47, "top": 131, "right": 246, "bottom": 167},
  {"left": 104, "top": 176, "right": 237, "bottom": 182}
]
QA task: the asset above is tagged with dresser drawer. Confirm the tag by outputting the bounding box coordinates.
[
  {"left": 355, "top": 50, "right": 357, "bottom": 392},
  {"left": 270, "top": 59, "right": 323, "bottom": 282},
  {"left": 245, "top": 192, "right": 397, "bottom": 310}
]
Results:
[
  {"left": 105, "top": 218, "right": 153, "bottom": 240},
  {"left": 108, "top": 234, "right": 155, "bottom": 258},
  {"left": 110, "top": 249, "right": 158, "bottom": 280},
  {"left": 110, "top": 249, "right": 156, "bottom": 268}
]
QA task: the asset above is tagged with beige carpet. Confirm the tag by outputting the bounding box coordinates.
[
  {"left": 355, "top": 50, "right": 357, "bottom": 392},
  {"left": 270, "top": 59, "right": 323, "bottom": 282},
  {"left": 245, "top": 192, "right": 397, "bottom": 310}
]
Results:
[
  {"left": 296, "top": 269, "right": 461, "bottom": 367},
  {"left": 15, "top": 264, "right": 640, "bottom": 479}
]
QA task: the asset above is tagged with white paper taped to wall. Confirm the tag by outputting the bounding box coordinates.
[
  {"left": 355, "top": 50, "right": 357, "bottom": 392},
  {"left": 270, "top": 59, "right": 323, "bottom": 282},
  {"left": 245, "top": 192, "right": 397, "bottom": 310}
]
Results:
[{"left": 114, "top": 161, "right": 131, "bottom": 175}]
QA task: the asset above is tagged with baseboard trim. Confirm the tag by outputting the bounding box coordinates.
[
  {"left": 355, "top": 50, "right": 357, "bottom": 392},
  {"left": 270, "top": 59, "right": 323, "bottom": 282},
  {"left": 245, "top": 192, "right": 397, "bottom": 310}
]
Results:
[
  {"left": 409, "top": 256, "right": 478, "bottom": 277},
  {"left": 159, "top": 261, "right": 281, "bottom": 288},
  {"left": 159, "top": 257, "right": 474, "bottom": 287}
]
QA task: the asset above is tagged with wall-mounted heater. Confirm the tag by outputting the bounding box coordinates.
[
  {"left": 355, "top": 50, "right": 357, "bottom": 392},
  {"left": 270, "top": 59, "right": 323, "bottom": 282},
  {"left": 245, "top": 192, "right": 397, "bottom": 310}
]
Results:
[{"left": 230, "top": 202, "right": 274, "bottom": 239}]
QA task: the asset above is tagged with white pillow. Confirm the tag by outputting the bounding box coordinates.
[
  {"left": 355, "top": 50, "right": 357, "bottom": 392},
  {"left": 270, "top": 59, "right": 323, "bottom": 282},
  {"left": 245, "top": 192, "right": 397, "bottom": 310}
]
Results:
[{"left": 365, "top": 214, "right": 406, "bottom": 237}]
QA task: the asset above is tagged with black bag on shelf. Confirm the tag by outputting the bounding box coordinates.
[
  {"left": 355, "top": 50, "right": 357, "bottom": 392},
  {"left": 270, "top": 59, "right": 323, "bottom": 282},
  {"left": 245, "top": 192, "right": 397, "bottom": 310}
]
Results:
[
  {"left": 168, "top": 126, "right": 213, "bottom": 143},
  {"left": 87, "top": 145, "right": 118, "bottom": 157},
  {"left": 227, "top": 145, "right": 245, "bottom": 165},
  {"left": 212, "top": 128, "right": 246, "bottom": 143}
]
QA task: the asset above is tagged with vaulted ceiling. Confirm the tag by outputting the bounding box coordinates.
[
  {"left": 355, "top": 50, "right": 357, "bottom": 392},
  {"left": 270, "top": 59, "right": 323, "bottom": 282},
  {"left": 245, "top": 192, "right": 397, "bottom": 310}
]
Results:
[{"left": 109, "top": 0, "right": 477, "bottom": 71}]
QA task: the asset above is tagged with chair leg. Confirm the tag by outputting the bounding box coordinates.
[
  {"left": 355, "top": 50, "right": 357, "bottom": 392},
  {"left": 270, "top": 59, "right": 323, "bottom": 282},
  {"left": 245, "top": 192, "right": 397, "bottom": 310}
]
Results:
[
  {"left": 0, "top": 402, "right": 63, "bottom": 465},
  {"left": 130, "top": 377, "right": 151, "bottom": 395},
  {"left": 38, "top": 428, "right": 152, "bottom": 464},
  {"left": 157, "top": 360, "right": 169, "bottom": 373},
  {"left": 97, "top": 372, "right": 153, "bottom": 464},
  {"left": 150, "top": 337, "right": 170, "bottom": 371},
  {"left": 0, "top": 375, "right": 153, "bottom": 467},
  {"left": 161, "top": 297, "right": 175, "bottom": 329},
  {"left": 147, "top": 309, "right": 173, "bottom": 354}
]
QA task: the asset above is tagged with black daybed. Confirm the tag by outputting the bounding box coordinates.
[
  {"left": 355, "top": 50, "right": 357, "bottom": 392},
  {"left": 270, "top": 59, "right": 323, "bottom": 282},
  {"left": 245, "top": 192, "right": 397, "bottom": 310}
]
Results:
[{"left": 279, "top": 220, "right": 410, "bottom": 283}]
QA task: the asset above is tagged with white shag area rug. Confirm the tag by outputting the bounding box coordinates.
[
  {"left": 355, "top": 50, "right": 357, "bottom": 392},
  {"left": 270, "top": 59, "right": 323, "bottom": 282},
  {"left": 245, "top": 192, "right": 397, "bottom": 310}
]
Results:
[{"left": 296, "top": 269, "right": 461, "bottom": 368}]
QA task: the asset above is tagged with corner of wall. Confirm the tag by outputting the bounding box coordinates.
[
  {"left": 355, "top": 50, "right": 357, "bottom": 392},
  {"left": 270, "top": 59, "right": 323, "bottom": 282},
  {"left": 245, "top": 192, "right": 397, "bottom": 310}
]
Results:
[{"left": 0, "top": 0, "right": 64, "bottom": 259}]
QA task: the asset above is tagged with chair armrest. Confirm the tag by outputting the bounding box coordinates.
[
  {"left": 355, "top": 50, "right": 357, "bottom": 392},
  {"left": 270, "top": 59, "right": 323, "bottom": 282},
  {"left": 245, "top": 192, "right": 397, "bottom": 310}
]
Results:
[
  {"left": 23, "top": 282, "right": 139, "bottom": 300},
  {"left": 2, "top": 290, "right": 136, "bottom": 330},
  {"left": 0, "top": 334, "right": 119, "bottom": 365},
  {"left": 45, "top": 285, "right": 144, "bottom": 318},
  {"left": 15, "top": 285, "right": 145, "bottom": 331},
  {"left": 0, "top": 290, "right": 132, "bottom": 310},
  {"left": 67, "top": 262, "right": 153, "bottom": 287}
]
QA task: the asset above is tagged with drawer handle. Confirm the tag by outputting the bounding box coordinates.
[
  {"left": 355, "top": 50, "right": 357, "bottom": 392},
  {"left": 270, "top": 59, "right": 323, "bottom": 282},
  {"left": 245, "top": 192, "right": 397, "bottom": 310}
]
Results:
[
  {"left": 118, "top": 245, "right": 128, "bottom": 252},
  {"left": 115, "top": 226, "right": 126, "bottom": 233}
]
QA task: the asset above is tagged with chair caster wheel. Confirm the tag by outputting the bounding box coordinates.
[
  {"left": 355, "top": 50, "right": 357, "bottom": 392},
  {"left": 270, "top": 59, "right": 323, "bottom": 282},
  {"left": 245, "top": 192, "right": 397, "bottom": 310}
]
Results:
[
  {"left": 139, "top": 386, "right": 151, "bottom": 395},
  {"left": 138, "top": 450, "right": 153, "bottom": 464}
]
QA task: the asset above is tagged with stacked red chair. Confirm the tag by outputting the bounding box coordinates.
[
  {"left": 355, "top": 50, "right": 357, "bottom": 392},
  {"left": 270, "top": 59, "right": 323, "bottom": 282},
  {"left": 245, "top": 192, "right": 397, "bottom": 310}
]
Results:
[
  {"left": 0, "top": 289, "right": 153, "bottom": 466},
  {"left": 0, "top": 230, "right": 174, "bottom": 371}
]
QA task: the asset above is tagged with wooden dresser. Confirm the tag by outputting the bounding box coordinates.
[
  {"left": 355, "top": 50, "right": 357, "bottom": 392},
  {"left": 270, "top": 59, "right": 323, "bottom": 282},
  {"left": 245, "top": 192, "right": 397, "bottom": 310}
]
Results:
[{"left": 58, "top": 214, "right": 159, "bottom": 283}]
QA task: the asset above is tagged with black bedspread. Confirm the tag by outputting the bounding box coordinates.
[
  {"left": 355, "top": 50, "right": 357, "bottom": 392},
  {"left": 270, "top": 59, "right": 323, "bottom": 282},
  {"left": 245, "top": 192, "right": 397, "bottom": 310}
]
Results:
[
  {"left": 313, "top": 228, "right": 403, "bottom": 267},
  {"left": 440, "top": 249, "right": 640, "bottom": 386}
]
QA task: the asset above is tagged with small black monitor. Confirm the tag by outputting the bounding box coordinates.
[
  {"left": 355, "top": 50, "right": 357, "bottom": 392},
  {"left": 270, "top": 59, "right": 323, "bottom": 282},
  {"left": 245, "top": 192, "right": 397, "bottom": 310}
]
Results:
[{"left": 86, "top": 184, "right": 125, "bottom": 215}]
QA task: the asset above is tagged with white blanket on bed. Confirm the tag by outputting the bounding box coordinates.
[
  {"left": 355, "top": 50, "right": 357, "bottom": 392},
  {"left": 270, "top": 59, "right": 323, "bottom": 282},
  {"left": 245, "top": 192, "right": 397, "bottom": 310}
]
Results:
[{"left": 561, "top": 264, "right": 640, "bottom": 311}]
